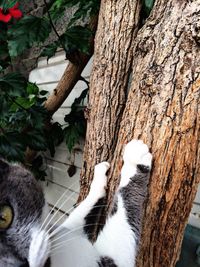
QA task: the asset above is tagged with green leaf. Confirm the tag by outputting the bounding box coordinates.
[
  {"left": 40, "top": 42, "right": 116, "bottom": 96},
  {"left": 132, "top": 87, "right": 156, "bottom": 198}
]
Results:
[
  {"left": 8, "top": 16, "right": 51, "bottom": 57},
  {"left": 61, "top": 26, "right": 92, "bottom": 54},
  {"left": 0, "top": 0, "right": 17, "bottom": 9},
  {"left": 27, "top": 82, "right": 39, "bottom": 95},
  {"left": 24, "top": 131, "right": 47, "bottom": 151},
  {"left": 13, "top": 96, "right": 36, "bottom": 110},
  {"left": 0, "top": 73, "right": 27, "bottom": 95},
  {"left": 63, "top": 89, "right": 87, "bottom": 151},
  {"left": 50, "top": 0, "right": 80, "bottom": 20},
  {"left": 0, "top": 133, "right": 25, "bottom": 161},
  {"left": 40, "top": 42, "right": 58, "bottom": 61},
  {"left": 64, "top": 124, "right": 80, "bottom": 152},
  {"left": 68, "top": 0, "right": 100, "bottom": 27}
]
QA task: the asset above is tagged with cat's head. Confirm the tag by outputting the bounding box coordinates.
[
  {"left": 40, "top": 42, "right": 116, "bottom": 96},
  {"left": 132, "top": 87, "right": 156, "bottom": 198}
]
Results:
[{"left": 0, "top": 159, "right": 50, "bottom": 267}]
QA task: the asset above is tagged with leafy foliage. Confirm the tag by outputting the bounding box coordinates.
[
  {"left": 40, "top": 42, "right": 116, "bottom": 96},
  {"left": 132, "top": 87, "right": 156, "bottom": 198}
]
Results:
[
  {"left": 61, "top": 26, "right": 92, "bottom": 54},
  {"left": 0, "top": 0, "right": 98, "bottom": 179},
  {"left": 40, "top": 42, "right": 59, "bottom": 61},
  {"left": 50, "top": 0, "right": 100, "bottom": 23},
  {"left": 0, "top": 74, "right": 48, "bottom": 161},
  {"left": 0, "top": 72, "right": 26, "bottom": 95},
  {"left": 0, "top": 72, "right": 69, "bottom": 180},
  {"left": 8, "top": 16, "right": 51, "bottom": 57}
]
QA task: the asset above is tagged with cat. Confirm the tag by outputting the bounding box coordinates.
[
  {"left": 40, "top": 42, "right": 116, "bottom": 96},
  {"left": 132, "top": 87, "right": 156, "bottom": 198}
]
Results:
[{"left": 0, "top": 139, "right": 152, "bottom": 267}]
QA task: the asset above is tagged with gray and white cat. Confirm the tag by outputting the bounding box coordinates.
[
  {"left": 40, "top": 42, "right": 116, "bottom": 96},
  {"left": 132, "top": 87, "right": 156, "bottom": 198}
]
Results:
[{"left": 0, "top": 139, "right": 152, "bottom": 267}]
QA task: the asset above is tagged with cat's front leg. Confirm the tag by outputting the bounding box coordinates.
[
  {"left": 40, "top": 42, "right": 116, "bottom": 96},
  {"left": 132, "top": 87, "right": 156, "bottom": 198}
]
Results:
[
  {"left": 119, "top": 139, "right": 152, "bottom": 188},
  {"left": 61, "top": 161, "right": 110, "bottom": 231}
]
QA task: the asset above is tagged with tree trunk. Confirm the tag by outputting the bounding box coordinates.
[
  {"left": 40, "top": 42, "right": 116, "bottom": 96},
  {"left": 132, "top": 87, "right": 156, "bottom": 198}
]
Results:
[
  {"left": 80, "top": 0, "right": 200, "bottom": 266},
  {"left": 109, "top": 1, "right": 200, "bottom": 266},
  {"left": 79, "top": 0, "right": 142, "bottom": 200}
]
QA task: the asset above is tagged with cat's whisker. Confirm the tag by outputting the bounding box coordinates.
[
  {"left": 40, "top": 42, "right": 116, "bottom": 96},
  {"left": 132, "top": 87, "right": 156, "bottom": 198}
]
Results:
[
  {"left": 49, "top": 203, "right": 109, "bottom": 238},
  {"left": 50, "top": 225, "right": 105, "bottom": 254},
  {"left": 50, "top": 222, "right": 105, "bottom": 244},
  {"left": 43, "top": 189, "right": 78, "bottom": 232},
  {"left": 45, "top": 192, "right": 79, "bottom": 236},
  {"left": 50, "top": 235, "right": 86, "bottom": 253},
  {"left": 40, "top": 180, "right": 79, "bottom": 231},
  {"left": 46, "top": 203, "right": 79, "bottom": 236}
]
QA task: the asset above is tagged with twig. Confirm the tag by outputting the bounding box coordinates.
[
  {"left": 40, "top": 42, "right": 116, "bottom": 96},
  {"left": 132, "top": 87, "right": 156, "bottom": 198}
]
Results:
[{"left": 43, "top": 0, "right": 68, "bottom": 55}]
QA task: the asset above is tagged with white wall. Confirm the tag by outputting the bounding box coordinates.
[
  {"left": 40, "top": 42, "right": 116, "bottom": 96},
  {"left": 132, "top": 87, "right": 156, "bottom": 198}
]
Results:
[{"left": 30, "top": 51, "right": 200, "bottom": 228}]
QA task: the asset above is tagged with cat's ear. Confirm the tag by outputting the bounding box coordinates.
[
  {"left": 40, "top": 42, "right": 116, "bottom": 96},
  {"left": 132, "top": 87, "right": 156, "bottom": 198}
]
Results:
[{"left": 0, "top": 158, "right": 9, "bottom": 179}]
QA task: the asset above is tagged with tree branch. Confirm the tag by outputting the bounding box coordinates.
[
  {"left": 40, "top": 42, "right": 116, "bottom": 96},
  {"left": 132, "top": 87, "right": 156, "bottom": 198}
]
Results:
[{"left": 45, "top": 54, "right": 91, "bottom": 114}]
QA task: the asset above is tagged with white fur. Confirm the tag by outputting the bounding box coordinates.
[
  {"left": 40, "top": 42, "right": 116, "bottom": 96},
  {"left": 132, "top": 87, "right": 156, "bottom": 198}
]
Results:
[
  {"left": 51, "top": 231, "right": 99, "bottom": 267},
  {"left": 94, "top": 195, "right": 137, "bottom": 267},
  {"left": 29, "top": 227, "right": 50, "bottom": 267}
]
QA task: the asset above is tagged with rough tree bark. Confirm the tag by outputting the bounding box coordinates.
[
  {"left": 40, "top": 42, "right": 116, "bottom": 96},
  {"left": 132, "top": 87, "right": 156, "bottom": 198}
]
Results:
[
  {"left": 79, "top": 0, "right": 142, "bottom": 199},
  {"left": 80, "top": 0, "right": 200, "bottom": 266}
]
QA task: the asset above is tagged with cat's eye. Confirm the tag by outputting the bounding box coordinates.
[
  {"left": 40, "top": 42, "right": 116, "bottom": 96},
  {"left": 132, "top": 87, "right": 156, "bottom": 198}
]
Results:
[{"left": 0, "top": 205, "right": 13, "bottom": 230}]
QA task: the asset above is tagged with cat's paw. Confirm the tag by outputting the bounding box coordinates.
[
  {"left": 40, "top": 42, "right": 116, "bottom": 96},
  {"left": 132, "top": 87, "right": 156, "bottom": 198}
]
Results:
[
  {"left": 120, "top": 140, "right": 152, "bottom": 188},
  {"left": 123, "top": 139, "right": 152, "bottom": 169},
  {"left": 94, "top": 161, "right": 110, "bottom": 175},
  {"left": 89, "top": 161, "right": 110, "bottom": 198}
]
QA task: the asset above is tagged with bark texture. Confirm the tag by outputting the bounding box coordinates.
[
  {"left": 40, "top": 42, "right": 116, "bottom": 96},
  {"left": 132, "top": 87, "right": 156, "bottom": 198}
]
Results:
[
  {"left": 79, "top": 0, "right": 142, "bottom": 199},
  {"left": 107, "top": 1, "right": 200, "bottom": 266}
]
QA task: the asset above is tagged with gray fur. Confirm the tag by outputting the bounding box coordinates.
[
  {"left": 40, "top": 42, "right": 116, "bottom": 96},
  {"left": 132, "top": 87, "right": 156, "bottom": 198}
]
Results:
[
  {"left": 0, "top": 159, "right": 45, "bottom": 267},
  {"left": 120, "top": 165, "right": 150, "bottom": 242}
]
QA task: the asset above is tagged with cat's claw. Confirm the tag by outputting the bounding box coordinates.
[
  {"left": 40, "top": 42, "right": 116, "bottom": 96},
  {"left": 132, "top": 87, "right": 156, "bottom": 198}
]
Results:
[
  {"left": 123, "top": 139, "right": 152, "bottom": 168},
  {"left": 89, "top": 161, "right": 110, "bottom": 198}
]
